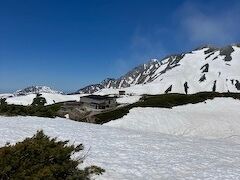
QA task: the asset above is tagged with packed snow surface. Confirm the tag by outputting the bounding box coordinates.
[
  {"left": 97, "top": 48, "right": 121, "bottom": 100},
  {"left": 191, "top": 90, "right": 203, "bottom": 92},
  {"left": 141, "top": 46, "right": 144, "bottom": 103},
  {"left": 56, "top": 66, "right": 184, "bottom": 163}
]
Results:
[
  {"left": 5, "top": 93, "right": 87, "bottom": 106},
  {"left": 116, "top": 95, "right": 141, "bottom": 104},
  {"left": 106, "top": 98, "right": 240, "bottom": 139},
  {"left": 1, "top": 116, "right": 240, "bottom": 179}
]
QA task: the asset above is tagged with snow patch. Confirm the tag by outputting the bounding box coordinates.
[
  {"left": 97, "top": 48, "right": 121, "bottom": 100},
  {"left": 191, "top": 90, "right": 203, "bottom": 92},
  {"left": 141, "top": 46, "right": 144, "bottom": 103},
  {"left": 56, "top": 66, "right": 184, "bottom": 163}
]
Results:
[{"left": 116, "top": 95, "right": 141, "bottom": 104}]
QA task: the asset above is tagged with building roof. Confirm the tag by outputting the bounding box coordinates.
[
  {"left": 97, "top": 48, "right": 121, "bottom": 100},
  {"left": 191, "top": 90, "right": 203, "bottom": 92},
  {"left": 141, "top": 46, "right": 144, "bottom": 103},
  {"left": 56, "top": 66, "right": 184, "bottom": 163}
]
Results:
[{"left": 82, "top": 95, "right": 116, "bottom": 100}]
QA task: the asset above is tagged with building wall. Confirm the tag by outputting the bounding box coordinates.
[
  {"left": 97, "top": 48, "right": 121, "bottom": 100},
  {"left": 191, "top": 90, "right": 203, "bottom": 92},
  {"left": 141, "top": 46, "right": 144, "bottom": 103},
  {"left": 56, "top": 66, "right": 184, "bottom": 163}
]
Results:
[
  {"left": 80, "top": 97, "right": 106, "bottom": 104},
  {"left": 80, "top": 97, "right": 117, "bottom": 110}
]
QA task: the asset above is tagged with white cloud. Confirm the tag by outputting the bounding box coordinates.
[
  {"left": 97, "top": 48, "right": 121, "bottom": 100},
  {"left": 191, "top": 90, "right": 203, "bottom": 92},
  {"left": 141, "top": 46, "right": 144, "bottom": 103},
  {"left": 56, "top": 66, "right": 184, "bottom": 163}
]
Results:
[
  {"left": 177, "top": 1, "right": 240, "bottom": 45},
  {"left": 112, "top": 27, "right": 168, "bottom": 76},
  {"left": 130, "top": 27, "right": 168, "bottom": 59}
]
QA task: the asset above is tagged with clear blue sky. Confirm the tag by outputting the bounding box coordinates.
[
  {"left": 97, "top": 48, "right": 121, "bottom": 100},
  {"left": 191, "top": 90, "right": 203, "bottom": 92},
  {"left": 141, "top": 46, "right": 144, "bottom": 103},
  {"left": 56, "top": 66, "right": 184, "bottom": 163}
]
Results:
[{"left": 1, "top": 0, "right": 240, "bottom": 93}]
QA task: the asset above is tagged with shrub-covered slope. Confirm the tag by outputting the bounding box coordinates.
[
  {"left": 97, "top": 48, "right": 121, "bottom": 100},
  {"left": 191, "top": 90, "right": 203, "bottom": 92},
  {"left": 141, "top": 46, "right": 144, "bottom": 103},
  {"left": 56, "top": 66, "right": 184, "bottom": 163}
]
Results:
[{"left": 95, "top": 92, "right": 240, "bottom": 124}]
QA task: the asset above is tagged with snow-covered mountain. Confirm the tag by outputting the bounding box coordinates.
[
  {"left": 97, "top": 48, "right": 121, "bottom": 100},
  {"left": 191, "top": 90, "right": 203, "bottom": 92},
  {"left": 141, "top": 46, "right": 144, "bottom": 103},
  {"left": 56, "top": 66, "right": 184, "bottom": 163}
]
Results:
[
  {"left": 14, "top": 86, "right": 63, "bottom": 96},
  {"left": 77, "top": 44, "right": 240, "bottom": 95}
]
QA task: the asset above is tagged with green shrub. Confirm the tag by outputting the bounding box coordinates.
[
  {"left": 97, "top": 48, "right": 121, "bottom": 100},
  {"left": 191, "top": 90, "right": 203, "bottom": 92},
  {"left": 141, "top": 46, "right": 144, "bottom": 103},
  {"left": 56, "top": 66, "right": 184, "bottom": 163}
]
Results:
[
  {"left": 0, "top": 104, "right": 61, "bottom": 118},
  {"left": 0, "top": 98, "right": 7, "bottom": 105},
  {"left": 0, "top": 130, "right": 104, "bottom": 180},
  {"left": 32, "top": 94, "right": 47, "bottom": 106},
  {"left": 95, "top": 105, "right": 133, "bottom": 124}
]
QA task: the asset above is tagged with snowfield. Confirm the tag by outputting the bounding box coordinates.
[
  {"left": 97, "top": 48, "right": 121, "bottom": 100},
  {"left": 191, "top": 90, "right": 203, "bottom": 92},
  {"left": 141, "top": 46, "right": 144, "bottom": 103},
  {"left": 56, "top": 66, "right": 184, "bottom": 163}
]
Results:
[
  {"left": 5, "top": 93, "right": 87, "bottom": 106},
  {"left": 2, "top": 92, "right": 141, "bottom": 106},
  {"left": 116, "top": 95, "right": 142, "bottom": 104},
  {"left": 106, "top": 98, "right": 240, "bottom": 140},
  {"left": 1, "top": 116, "right": 240, "bottom": 179}
]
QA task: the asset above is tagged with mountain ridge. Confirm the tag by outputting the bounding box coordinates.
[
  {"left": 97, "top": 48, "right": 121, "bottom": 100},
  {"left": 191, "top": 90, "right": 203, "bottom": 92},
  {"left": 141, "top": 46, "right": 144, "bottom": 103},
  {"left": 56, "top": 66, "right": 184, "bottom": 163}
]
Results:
[
  {"left": 14, "top": 86, "right": 64, "bottom": 96},
  {"left": 76, "top": 44, "right": 240, "bottom": 94}
]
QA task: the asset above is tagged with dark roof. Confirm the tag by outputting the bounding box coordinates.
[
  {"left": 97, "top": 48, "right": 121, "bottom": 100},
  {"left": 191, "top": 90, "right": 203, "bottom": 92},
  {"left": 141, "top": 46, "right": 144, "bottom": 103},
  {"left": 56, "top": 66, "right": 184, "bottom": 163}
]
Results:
[{"left": 82, "top": 95, "right": 116, "bottom": 100}]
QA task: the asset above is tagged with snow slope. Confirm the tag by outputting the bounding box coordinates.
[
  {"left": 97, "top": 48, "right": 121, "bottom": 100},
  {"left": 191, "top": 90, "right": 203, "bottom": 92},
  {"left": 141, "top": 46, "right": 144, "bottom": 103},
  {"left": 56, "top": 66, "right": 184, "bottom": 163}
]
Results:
[
  {"left": 5, "top": 91, "right": 140, "bottom": 106},
  {"left": 79, "top": 45, "right": 240, "bottom": 95},
  {"left": 116, "top": 95, "right": 142, "bottom": 104},
  {"left": 1, "top": 116, "right": 240, "bottom": 179},
  {"left": 6, "top": 93, "right": 87, "bottom": 106},
  {"left": 6, "top": 94, "right": 37, "bottom": 106},
  {"left": 0, "top": 93, "right": 14, "bottom": 99},
  {"left": 105, "top": 98, "right": 240, "bottom": 139}
]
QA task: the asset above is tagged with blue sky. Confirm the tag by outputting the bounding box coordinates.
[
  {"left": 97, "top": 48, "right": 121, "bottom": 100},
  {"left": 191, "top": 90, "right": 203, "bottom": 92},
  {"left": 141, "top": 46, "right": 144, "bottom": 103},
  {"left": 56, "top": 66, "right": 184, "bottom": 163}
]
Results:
[{"left": 1, "top": 0, "right": 240, "bottom": 93}]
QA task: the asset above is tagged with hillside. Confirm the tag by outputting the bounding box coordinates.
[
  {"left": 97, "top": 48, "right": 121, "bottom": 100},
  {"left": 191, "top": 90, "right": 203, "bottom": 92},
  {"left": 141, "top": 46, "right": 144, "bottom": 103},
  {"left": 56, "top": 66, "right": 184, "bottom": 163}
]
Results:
[
  {"left": 94, "top": 92, "right": 240, "bottom": 124},
  {"left": 78, "top": 45, "right": 240, "bottom": 95},
  {"left": 0, "top": 86, "right": 81, "bottom": 106},
  {"left": 5, "top": 93, "right": 86, "bottom": 106},
  {"left": 105, "top": 98, "right": 240, "bottom": 140}
]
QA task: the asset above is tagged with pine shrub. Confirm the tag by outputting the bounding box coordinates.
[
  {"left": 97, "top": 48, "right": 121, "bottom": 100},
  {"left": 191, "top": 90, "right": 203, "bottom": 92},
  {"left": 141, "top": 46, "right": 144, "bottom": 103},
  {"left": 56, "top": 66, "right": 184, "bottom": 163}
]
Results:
[
  {"left": 31, "top": 94, "right": 47, "bottom": 106},
  {"left": 0, "top": 130, "right": 104, "bottom": 179}
]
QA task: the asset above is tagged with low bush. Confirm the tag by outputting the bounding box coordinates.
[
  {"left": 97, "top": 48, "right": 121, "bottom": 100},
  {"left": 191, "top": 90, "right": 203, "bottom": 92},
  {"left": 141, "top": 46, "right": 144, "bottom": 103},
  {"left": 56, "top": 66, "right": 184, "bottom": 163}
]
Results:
[
  {"left": 0, "top": 103, "right": 62, "bottom": 118},
  {"left": 0, "top": 130, "right": 104, "bottom": 179}
]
